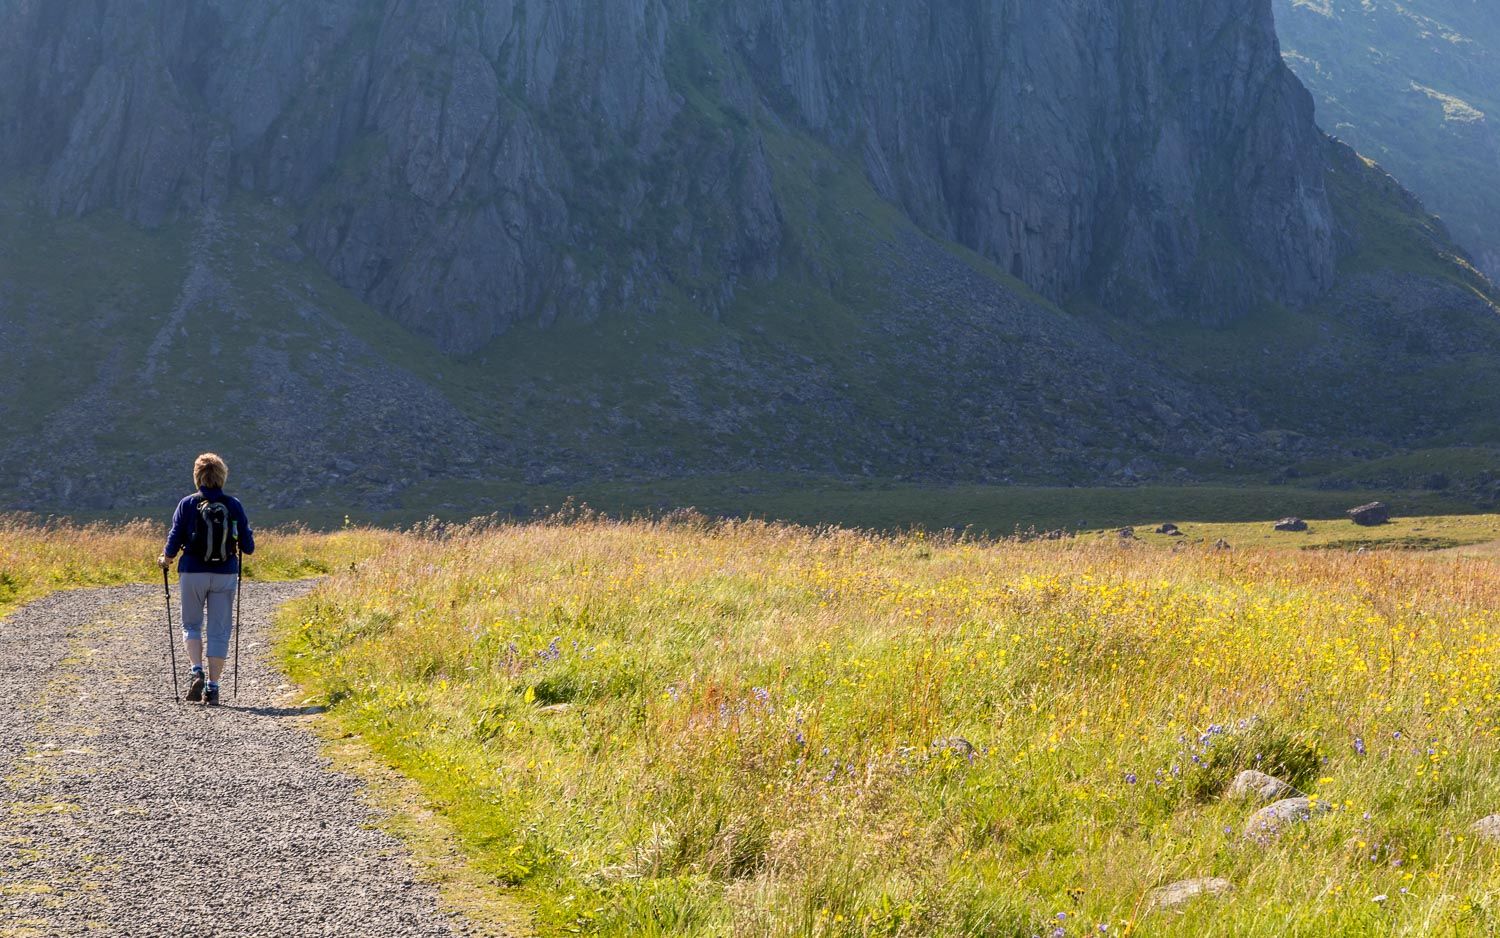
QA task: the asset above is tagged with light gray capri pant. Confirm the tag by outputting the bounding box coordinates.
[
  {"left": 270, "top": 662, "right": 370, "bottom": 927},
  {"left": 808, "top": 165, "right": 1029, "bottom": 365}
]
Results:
[{"left": 180, "top": 572, "right": 238, "bottom": 658}]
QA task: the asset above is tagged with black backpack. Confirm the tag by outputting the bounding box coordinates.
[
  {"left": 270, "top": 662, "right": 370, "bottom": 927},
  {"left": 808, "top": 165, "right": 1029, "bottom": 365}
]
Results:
[{"left": 186, "top": 496, "right": 236, "bottom": 564}]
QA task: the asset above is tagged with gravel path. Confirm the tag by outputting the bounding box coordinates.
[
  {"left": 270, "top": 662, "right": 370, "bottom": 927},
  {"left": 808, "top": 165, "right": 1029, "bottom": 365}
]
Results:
[{"left": 0, "top": 581, "right": 495, "bottom": 938}]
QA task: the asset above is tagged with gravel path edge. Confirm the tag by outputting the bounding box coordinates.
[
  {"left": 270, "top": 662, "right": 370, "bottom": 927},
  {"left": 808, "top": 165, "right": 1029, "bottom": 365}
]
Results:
[{"left": 0, "top": 580, "right": 532, "bottom": 938}]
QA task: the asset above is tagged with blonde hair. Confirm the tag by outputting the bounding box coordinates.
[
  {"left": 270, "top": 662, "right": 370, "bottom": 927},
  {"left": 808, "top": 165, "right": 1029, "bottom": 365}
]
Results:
[{"left": 193, "top": 453, "right": 228, "bottom": 489}]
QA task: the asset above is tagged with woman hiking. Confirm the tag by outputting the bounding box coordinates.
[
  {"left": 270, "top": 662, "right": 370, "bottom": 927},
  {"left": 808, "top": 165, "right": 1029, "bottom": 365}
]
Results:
[{"left": 157, "top": 453, "right": 255, "bottom": 706}]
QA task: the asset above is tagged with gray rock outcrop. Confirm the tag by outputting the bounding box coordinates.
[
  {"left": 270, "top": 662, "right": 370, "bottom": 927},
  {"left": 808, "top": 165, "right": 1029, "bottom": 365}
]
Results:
[
  {"left": 1347, "top": 502, "right": 1391, "bottom": 526},
  {"left": 1150, "top": 877, "right": 1234, "bottom": 910},
  {"left": 1226, "top": 770, "right": 1302, "bottom": 802},
  {"left": 722, "top": 0, "right": 1337, "bottom": 324},
  {"left": 1473, "top": 815, "right": 1500, "bottom": 842},
  {"left": 1243, "top": 797, "right": 1329, "bottom": 840},
  {"left": 1274, "top": 518, "right": 1308, "bottom": 532},
  {"left": 931, "top": 737, "right": 975, "bottom": 757}
]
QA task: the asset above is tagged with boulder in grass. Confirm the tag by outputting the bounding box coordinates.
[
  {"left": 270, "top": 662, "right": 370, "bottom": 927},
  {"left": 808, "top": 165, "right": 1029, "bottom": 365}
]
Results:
[
  {"left": 1347, "top": 502, "right": 1390, "bottom": 526},
  {"left": 1226, "top": 770, "right": 1301, "bottom": 802},
  {"left": 1213, "top": 538, "right": 1231, "bottom": 550},
  {"left": 1156, "top": 523, "right": 1182, "bottom": 535},
  {"left": 932, "top": 737, "right": 974, "bottom": 757},
  {"left": 1150, "top": 877, "right": 1233, "bottom": 910},
  {"left": 1274, "top": 517, "right": 1308, "bottom": 532},
  {"left": 1473, "top": 815, "right": 1500, "bottom": 842},
  {"left": 1243, "top": 797, "right": 1329, "bottom": 841}
]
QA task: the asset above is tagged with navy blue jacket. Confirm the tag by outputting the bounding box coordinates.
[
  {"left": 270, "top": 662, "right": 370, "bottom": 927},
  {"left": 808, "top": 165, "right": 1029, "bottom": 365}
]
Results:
[{"left": 164, "top": 487, "right": 255, "bottom": 574}]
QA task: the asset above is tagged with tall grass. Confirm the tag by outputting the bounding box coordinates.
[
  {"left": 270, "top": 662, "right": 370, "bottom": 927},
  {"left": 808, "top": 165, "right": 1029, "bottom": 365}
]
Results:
[
  {"left": 282, "top": 515, "right": 1500, "bottom": 936},
  {"left": 0, "top": 514, "right": 386, "bottom": 618}
]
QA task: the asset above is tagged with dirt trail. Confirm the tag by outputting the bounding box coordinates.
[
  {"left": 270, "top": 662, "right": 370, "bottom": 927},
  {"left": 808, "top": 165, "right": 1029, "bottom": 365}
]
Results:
[{"left": 0, "top": 582, "right": 500, "bottom": 938}]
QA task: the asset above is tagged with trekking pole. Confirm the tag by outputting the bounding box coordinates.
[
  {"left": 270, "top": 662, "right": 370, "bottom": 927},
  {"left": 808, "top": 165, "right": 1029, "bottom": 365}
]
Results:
[
  {"left": 232, "top": 522, "right": 242, "bottom": 700},
  {"left": 163, "top": 567, "right": 180, "bottom": 703}
]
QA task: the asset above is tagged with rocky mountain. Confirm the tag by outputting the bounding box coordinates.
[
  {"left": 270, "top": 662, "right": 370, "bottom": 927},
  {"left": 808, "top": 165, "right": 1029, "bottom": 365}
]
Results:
[
  {"left": 1275, "top": 0, "right": 1500, "bottom": 278},
  {"left": 1, "top": 0, "right": 1342, "bottom": 351},
  {"left": 0, "top": 0, "right": 1497, "bottom": 513}
]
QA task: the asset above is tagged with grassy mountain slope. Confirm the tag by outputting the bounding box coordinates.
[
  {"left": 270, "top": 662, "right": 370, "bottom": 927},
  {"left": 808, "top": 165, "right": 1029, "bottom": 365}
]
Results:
[
  {"left": 1092, "top": 141, "right": 1500, "bottom": 461},
  {"left": 1276, "top": 0, "right": 1500, "bottom": 278}
]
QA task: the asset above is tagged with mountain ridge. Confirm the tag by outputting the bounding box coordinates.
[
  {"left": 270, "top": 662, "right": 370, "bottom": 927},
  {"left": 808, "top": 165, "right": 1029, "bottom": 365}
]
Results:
[{"left": 1275, "top": 0, "right": 1500, "bottom": 279}]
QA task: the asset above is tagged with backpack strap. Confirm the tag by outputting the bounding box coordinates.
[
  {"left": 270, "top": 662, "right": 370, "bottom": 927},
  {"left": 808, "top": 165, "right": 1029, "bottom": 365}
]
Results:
[
  {"left": 184, "top": 494, "right": 202, "bottom": 549},
  {"left": 215, "top": 502, "right": 230, "bottom": 561}
]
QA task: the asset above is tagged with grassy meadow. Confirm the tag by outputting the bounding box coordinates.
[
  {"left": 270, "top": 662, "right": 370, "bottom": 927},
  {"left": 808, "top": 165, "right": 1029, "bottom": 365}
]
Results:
[
  {"left": 276, "top": 514, "right": 1500, "bottom": 937},
  {"left": 385, "top": 477, "right": 1488, "bottom": 540}
]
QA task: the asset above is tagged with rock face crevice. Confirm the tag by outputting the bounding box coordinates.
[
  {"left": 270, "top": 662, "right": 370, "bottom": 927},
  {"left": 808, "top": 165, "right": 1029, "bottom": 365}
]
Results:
[{"left": 3, "top": 0, "right": 1338, "bottom": 353}]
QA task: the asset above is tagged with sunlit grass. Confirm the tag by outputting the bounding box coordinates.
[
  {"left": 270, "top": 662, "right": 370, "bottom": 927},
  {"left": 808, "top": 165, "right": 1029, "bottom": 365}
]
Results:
[
  {"left": 278, "top": 513, "right": 1500, "bottom": 937},
  {"left": 0, "top": 514, "right": 388, "bottom": 618}
]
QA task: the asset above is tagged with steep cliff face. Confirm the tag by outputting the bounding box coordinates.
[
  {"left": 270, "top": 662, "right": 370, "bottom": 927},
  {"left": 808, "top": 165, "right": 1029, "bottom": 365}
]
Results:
[
  {"left": 0, "top": 0, "right": 1338, "bottom": 352},
  {"left": 722, "top": 0, "right": 1337, "bottom": 319},
  {"left": 0, "top": 0, "right": 762, "bottom": 352},
  {"left": 1275, "top": 0, "right": 1500, "bottom": 279}
]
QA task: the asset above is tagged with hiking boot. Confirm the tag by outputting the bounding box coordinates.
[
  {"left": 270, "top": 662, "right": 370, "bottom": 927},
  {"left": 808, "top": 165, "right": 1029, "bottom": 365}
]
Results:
[
  {"left": 204, "top": 684, "right": 220, "bottom": 707},
  {"left": 186, "top": 671, "right": 206, "bottom": 703}
]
